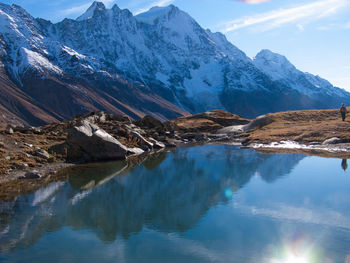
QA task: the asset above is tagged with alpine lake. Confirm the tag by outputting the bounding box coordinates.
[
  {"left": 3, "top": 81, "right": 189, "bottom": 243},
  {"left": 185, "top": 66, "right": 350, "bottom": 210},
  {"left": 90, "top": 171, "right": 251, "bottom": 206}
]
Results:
[{"left": 0, "top": 144, "right": 349, "bottom": 263}]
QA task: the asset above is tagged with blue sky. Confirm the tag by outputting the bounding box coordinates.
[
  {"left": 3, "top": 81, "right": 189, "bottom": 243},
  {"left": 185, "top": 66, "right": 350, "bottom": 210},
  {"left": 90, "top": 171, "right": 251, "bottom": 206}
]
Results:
[{"left": 2, "top": 0, "right": 350, "bottom": 91}]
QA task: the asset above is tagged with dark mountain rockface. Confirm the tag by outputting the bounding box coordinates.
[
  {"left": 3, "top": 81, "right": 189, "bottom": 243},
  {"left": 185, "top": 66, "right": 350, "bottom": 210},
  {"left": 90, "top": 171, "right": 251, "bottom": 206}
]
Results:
[{"left": 0, "top": 2, "right": 348, "bottom": 126}]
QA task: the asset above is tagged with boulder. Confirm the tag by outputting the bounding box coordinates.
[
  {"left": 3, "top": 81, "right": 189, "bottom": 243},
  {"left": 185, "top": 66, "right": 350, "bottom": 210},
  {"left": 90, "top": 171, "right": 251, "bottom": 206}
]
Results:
[
  {"left": 109, "top": 114, "right": 132, "bottom": 123},
  {"left": 217, "top": 125, "right": 245, "bottom": 135},
  {"left": 20, "top": 170, "right": 43, "bottom": 179},
  {"left": 322, "top": 137, "right": 342, "bottom": 145},
  {"left": 66, "top": 120, "right": 143, "bottom": 162},
  {"left": 149, "top": 138, "right": 166, "bottom": 149},
  {"left": 84, "top": 111, "right": 108, "bottom": 124},
  {"left": 5, "top": 125, "right": 14, "bottom": 134},
  {"left": 138, "top": 115, "right": 164, "bottom": 129},
  {"left": 15, "top": 163, "right": 29, "bottom": 170},
  {"left": 34, "top": 147, "right": 50, "bottom": 159},
  {"left": 242, "top": 115, "right": 273, "bottom": 132},
  {"left": 129, "top": 131, "right": 153, "bottom": 149}
]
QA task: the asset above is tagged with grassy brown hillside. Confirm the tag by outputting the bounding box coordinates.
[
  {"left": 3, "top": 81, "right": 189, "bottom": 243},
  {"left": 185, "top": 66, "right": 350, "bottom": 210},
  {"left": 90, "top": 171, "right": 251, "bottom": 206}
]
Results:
[{"left": 243, "top": 108, "right": 350, "bottom": 144}]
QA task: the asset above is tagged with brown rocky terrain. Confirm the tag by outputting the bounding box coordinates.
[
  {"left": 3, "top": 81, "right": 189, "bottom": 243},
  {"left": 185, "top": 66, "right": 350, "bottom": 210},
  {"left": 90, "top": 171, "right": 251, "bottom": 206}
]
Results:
[
  {"left": 0, "top": 110, "right": 247, "bottom": 181},
  {"left": 1, "top": 108, "right": 350, "bottom": 201},
  {"left": 240, "top": 108, "right": 350, "bottom": 157}
]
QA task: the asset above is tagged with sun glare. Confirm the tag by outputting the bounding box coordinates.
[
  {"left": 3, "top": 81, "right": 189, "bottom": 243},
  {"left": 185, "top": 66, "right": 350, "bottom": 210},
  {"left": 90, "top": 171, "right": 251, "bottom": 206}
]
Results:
[
  {"left": 270, "top": 246, "right": 312, "bottom": 263},
  {"left": 284, "top": 253, "right": 309, "bottom": 263}
]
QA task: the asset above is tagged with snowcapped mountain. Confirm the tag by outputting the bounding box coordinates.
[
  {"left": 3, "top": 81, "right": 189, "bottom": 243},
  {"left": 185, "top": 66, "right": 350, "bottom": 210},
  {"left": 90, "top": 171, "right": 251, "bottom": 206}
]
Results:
[
  {"left": 0, "top": 1, "right": 348, "bottom": 125},
  {"left": 253, "top": 49, "right": 347, "bottom": 97}
]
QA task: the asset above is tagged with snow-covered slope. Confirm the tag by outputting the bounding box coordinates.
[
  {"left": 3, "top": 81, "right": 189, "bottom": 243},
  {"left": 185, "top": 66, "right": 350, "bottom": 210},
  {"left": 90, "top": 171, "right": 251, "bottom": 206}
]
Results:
[
  {"left": 0, "top": 2, "right": 349, "bottom": 124},
  {"left": 253, "top": 49, "right": 347, "bottom": 97}
]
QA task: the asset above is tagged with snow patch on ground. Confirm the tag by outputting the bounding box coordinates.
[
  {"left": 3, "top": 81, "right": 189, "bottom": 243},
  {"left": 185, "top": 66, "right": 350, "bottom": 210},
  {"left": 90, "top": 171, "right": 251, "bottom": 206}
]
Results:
[{"left": 251, "top": 140, "right": 349, "bottom": 153}]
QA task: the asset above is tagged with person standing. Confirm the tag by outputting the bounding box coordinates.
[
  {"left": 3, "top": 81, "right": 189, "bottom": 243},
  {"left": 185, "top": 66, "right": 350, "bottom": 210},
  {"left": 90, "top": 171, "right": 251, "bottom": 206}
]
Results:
[{"left": 340, "top": 104, "right": 347, "bottom": 121}]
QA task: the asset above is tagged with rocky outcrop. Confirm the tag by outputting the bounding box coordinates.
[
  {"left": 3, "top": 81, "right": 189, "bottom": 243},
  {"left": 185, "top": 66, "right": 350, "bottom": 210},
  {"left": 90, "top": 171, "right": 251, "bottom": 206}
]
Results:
[
  {"left": 242, "top": 115, "right": 273, "bottom": 131},
  {"left": 173, "top": 110, "right": 249, "bottom": 133},
  {"left": 66, "top": 120, "right": 143, "bottom": 162},
  {"left": 137, "top": 115, "right": 165, "bottom": 130}
]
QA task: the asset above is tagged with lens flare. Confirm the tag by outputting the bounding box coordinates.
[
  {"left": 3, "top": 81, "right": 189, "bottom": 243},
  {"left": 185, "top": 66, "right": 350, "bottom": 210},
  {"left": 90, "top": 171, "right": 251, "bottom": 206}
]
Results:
[
  {"left": 284, "top": 253, "right": 309, "bottom": 263},
  {"left": 224, "top": 188, "right": 233, "bottom": 199},
  {"left": 268, "top": 239, "right": 314, "bottom": 263},
  {"left": 270, "top": 252, "right": 310, "bottom": 263}
]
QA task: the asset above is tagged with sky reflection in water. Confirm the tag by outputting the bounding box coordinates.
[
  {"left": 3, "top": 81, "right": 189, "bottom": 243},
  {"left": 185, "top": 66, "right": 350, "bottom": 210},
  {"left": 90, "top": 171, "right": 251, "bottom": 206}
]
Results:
[{"left": 0, "top": 145, "right": 349, "bottom": 263}]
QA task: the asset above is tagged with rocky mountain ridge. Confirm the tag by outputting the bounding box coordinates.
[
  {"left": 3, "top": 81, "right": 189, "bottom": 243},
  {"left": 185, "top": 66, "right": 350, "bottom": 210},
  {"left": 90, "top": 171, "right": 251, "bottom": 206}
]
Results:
[{"left": 0, "top": 1, "right": 349, "bottom": 126}]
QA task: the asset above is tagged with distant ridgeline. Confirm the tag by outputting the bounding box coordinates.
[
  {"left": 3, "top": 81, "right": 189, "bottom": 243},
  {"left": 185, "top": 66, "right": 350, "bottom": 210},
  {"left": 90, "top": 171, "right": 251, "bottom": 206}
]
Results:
[{"left": 0, "top": 1, "right": 349, "bottom": 126}]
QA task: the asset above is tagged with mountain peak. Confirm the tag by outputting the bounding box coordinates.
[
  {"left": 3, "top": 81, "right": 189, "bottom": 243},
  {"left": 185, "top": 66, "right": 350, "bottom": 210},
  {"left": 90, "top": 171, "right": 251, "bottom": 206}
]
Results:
[
  {"left": 76, "top": 1, "right": 106, "bottom": 21},
  {"left": 254, "top": 49, "right": 292, "bottom": 66},
  {"left": 135, "top": 5, "right": 180, "bottom": 24}
]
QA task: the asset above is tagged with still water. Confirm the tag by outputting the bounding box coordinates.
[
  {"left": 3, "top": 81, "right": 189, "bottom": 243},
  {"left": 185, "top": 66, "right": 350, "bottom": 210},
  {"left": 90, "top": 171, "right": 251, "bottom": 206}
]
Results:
[{"left": 0, "top": 145, "right": 350, "bottom": 263}]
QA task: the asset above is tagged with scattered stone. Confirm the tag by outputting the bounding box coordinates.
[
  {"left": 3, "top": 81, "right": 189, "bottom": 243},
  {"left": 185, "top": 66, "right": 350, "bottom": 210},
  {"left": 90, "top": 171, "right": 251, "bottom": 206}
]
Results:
[
  {"left": 15, "top": 163, "right": 29, "bottom": 170},
  {"left": 34, "top": 147, "right": 50, "bottom": 159},
  {"left": 129, "top": 131, "right": 153, "bottom": 149},
  {"left": 84, "top": 111, "right": 108, "bottom": 124},
  {"left": 163, "top": 140, "right": 177, "bottom": 148},
  {"left": 149, "top": 138, "right": 165, "bottom": 149},
  {"left": 27, "top": 127, "right": 43, "bottom": 134},
  {"left": 138, "top": 115, "right": 164, "bottom": 130},
  {"left": 322, "top": 137, "right": 342, "bottom": 145},
  {"left": 109, "top": 114, "right": 131, "bottom": 123},
  {"left": 20, "top": 170, "right": 43, "bottom": 179},
  {"left": 5, "top": 156, "right": 11, "bottom": 161},
  {"left": 25, "top": 153, "right": 33, "bottom": 158},
  {"left": 194, "top": 133, "right": 207, "bottom": 142},
  {"left": 5, "top": 125, "right": 14, "bottom": 134},
  {"left": 13, "top": 125, "right": 32, "bottom": 133}
]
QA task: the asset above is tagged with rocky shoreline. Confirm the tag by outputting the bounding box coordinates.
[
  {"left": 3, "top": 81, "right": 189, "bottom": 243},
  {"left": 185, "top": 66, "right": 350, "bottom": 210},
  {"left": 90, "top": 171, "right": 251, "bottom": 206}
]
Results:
[{"left": 0, "top": 108, "right": 349, "bottom": 200}]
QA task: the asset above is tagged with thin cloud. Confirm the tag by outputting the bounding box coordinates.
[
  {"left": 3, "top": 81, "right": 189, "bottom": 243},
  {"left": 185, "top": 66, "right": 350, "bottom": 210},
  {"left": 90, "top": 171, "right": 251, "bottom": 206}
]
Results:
[
  {"left": 134, "top": 0, "right": 174, "bottom": 15},
  {"left": 220, "top": 0, "right": 350, "bottom": 32},
  {"left": 60, "top": 3, "right": 91, "bottom": 16},
  {"left": 60, "top": 0, "right": 116, "bottom": 16}
]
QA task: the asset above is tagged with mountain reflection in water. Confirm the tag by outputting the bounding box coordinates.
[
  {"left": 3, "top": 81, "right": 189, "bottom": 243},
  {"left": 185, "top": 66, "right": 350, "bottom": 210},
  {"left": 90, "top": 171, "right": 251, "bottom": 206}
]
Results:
[
  {"left": 1, "top": 145, "right": 349, "bottom": 263},
  {"left": 0, "top": 146, "right": 304, "bottom": 250}
]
